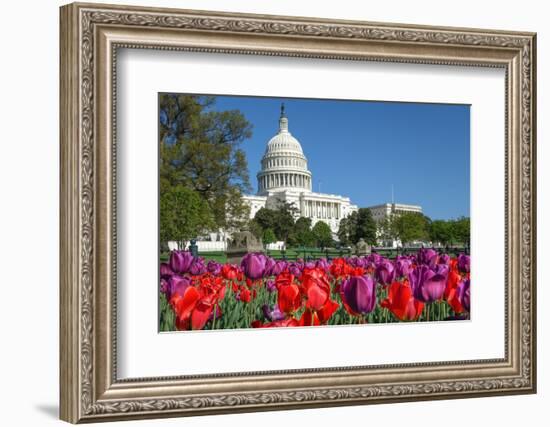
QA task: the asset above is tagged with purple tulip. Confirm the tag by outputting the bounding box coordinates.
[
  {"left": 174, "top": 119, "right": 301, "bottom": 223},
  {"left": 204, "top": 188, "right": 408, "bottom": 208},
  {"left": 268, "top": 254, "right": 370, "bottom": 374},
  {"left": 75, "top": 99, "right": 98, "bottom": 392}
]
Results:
[
  {"left": 262, "top": 304, "right": 285, "bottom": 321},
  {"left": 167, "top": 274, "right": 190, "bottom": 299},
  {"left": 438, "top": 254, "right": 451, "bottom": 265},
  {"left": 367, "top": 253, "right": 383, "bottom": 265},
  {"left": 269, "top": 260, "right": 287, "bottom": 277},
  {"left": 340, "top": 275, "right": 377, "bottom": 315},
  {"left": 169, "top": 250, "right": 194, "bottom": 274},
  {"left": 160, "top": 262, "right": 174, "bottom": 280},
  {"left": 347, "top": 257, "right": 359, "bottom": 267},
  {"left": 458, "top": 279, "right": 470, "bottom": 312},
  {"left": 457, "top": 254, "right": 470, "bottom": 274},
  {"left": 266, "top": 279, "right": 277, "bottom": 293},
  {"left": 207, "top": 260, "right": 221, "bottom": 275},
  {"left": 288, "top": 263, "right": 302, "bottom": 276},
  {"left": 409, "top": 264, "right": 448, "bottom": 303},
  {"left": 316, "top": 258, "right": 330, "bottom": 271},
  {"left": 375, "top": 260, "right": 395, "bottom": 285},
  {"left": 264, "top": 257, "right": 276, "bottom": 276},
  {"left": 189, "top": 257, "right": 206, "bottom": 275},
  {"left": 395, "top": 257, "right": 413, "bottom": 278},
  {"left": 240, "top": 253, "right": 267, "bottom": 280},
  {"left": 305, "top": 261, "right": 316, "bottom": 269},
  {"left": 363, "top": 253, "right": 382, "bottom": 270},
  {"left": 417, "top": 248, "right": 438, "bottom": 268}
]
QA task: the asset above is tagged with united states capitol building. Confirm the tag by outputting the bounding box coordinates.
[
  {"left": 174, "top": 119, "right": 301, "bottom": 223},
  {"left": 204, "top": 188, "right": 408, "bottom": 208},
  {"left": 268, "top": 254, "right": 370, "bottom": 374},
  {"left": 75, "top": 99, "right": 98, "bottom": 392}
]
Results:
[{"left": 242, "top": 105, "right": 358, "bottom": 235}]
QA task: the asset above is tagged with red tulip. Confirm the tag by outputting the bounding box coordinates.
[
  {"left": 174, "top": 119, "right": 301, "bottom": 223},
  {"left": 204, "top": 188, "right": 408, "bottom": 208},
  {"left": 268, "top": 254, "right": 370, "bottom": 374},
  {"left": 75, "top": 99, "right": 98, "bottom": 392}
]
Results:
[
  {"left": 277, "top": 282, "right": 302, "bottom": 314},
  {"left": 301, "top": 268, "right": 331, "bottom": 311},
  {"left": 299, "top": 298, "right": 339, "bottom": 326},
  {"left": 444, "top": 260, "right": 464, "bottom": 313},
  {"left": 239, "top": 286, "right": 251, "bottom": 303},
  {"left": 170, "top": 286, "right": 214, "bottom": 330},
  {"left": 329, "top": 258, "right": 354, "bottom": 278},
  {"left": 381, "top": 280, "right": 424, "bottom": 321},
  {"left": 221, "top": 264, "right": 239, "bottom": 280}
]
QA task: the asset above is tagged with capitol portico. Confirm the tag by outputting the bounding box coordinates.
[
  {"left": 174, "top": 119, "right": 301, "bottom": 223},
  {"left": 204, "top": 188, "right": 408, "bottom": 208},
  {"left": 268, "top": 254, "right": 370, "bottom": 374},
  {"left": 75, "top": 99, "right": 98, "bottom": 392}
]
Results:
[{"left": 243, "top": 105, "right": 358, "bottom": 235}]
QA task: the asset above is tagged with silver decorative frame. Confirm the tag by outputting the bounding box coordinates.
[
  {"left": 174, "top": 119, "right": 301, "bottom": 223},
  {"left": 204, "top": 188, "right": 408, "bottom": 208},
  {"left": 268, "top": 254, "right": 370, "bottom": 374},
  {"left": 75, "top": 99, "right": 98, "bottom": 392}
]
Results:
[{"left": 60, "top": 2, "right": 536, "bottom": 423}]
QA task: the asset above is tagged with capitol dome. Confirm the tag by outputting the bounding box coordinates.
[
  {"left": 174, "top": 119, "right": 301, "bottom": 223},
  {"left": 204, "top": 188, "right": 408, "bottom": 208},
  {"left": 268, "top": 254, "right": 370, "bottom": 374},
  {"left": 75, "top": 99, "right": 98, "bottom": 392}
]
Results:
[{"left": 257, "top": 104, "right": 312, "bottom": 196}]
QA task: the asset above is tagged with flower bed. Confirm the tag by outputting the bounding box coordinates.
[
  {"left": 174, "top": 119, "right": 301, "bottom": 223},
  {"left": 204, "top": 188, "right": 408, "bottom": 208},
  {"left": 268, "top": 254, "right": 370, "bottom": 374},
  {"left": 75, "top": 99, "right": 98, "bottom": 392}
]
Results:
[{"left": 159, "top": 249, "right": 470, "bottom": 331}]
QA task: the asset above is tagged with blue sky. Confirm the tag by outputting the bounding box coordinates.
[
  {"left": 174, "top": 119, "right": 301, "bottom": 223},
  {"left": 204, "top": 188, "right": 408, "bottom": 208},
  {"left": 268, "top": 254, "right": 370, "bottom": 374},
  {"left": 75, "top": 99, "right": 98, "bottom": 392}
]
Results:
[{"left": 211, "top": 95, "right": 470, "bottom": 221}]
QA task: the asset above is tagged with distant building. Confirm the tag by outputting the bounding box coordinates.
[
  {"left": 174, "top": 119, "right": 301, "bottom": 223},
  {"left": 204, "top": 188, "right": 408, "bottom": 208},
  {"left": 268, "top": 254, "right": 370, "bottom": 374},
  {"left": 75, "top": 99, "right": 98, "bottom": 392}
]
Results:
[
  {"left": 368, "top": 203, "right": 423, "bottom": 223},
  {"left": 242, "top": 105, "right": 358, "bottom": 235},
  {"left": 367, "top": 203, "right": 424, "bottom": 248}
]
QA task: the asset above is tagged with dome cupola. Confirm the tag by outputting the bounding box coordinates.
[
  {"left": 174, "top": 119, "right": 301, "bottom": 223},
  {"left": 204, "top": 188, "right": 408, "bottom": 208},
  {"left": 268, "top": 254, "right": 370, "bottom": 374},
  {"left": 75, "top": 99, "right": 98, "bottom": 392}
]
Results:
[{"left": 257, "top": 104, "right": 312, "bottom": 196}]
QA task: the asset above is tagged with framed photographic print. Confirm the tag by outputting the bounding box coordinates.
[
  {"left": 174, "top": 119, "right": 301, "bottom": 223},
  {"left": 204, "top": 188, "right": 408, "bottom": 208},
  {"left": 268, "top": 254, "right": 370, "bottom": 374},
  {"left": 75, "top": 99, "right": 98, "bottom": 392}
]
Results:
[{"left": 60, "top": 2, "right": 537, "bottom": 423}]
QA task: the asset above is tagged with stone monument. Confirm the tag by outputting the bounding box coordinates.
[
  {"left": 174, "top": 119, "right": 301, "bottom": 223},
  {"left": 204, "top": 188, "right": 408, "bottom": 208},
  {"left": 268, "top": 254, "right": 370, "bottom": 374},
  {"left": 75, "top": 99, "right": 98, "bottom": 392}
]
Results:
[
  {"left": 354, "top": 238, "right": 371, "bottom": 256},
  {"left": 226, "top": 231, "right": 264, "bottom": 265}
]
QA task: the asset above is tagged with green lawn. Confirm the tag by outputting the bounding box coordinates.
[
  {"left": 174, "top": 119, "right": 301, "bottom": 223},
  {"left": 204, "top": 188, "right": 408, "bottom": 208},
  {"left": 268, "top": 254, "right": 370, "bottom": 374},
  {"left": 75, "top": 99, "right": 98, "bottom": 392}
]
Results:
[
  {"left": 159, "top": 247, "right": 353, "bottom": 265},
  {"left": 159, "top": 246, "right": 467, "bottom": 267},
  {"left": 160, "top": 251, "right": 227, "bottom": 264}
]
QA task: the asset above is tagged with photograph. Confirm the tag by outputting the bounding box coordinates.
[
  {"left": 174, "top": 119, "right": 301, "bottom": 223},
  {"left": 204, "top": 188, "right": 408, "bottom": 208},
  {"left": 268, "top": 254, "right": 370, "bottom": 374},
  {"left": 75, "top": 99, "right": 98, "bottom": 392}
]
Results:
[{"left": 158, "top": 94, "right": 471, "bottom": 331}]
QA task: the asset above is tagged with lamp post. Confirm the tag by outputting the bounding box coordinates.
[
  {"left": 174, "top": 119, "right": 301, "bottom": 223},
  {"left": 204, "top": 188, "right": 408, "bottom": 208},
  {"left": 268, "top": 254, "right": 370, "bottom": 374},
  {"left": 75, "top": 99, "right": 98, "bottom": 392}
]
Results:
[{"left": 189, "top": 238, "right": 198, "bottom": 258}]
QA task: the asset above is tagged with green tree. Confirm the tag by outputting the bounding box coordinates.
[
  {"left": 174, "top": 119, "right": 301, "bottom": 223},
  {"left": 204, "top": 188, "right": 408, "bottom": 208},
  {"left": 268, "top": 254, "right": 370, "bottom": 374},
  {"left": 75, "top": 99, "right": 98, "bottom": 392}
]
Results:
[
  {"left": 251, "top": 202, "right": 297, "bottom": 243},
  {"left": 377, "top": 213, "right": 399, "bottom": 245},
  {"left": 452, "top": 216, "right": 470, "bottom": 245},
  {"left": 159, "top": 184, "right": 215, "bottom": 248},
  {"left": 312, "top": 221, "right": 333, "bottom": 248},
  {"left": 262, "top": 228, "right": 277, "bottom": 245},
  {"left": 159, "top": 94, "right": 253, "bottom": 230},
  {"left": 292, "top": 217, "right": 316, "bottom": 247},
  {"left": 430, "top": 220, "right": 454, "bottom": 245},
  {"left": 273, "top": 202, "right": 297, "bottom": 242},
  {"left": 337, "top": 212, "right": 357, "bottom": 246},
  {"left": 247, "top": 218, "right": 264, "bottom": 240},
  {"left": 393, "top": 212, "right": 430, "bottom": 245},
  {"left": 354, "top": 208, "right": 377, "bottom": 245},
  {"left": 252, "top": 208, "right": 278, "bottom": 235}
]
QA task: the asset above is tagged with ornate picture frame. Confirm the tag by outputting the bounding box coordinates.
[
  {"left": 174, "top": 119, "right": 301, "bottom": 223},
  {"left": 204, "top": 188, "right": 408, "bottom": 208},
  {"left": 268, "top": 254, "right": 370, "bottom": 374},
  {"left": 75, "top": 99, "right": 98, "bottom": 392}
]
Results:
[{"left": 60, "top": 2, "right": 536, "bottom": 423}]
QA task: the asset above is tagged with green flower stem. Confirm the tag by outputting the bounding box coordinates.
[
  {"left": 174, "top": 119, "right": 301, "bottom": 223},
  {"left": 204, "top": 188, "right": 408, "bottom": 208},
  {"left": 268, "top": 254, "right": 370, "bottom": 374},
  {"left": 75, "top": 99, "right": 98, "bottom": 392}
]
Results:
[{"left": 212, "top": 303, "right": 218, "bottom": 330}]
